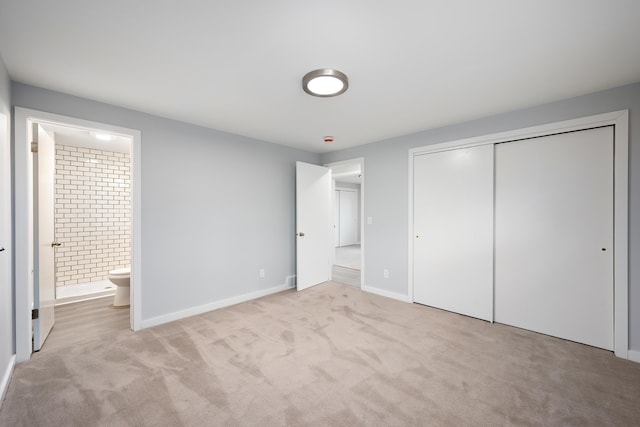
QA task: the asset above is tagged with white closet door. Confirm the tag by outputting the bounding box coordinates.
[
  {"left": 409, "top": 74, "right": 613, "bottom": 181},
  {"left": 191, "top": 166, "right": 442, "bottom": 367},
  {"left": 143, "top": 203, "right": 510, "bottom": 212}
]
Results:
[
  {"left": 495, "top": 126, "right": 613, "bottom": 350},
  {"left": 339, "top": 190, "right": 358, "bottom": 246},
  {"left": 334, "top": 191, "right": 340, "bottom": 247},
  {"left": 413, "top": 145, "right": 494, "bottom": 321}
]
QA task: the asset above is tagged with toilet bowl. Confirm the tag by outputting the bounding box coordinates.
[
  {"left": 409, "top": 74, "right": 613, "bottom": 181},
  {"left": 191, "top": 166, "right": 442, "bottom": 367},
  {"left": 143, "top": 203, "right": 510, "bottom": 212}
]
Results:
[{"left": 108, "top": 267, "right": 130, "bottom": 307}]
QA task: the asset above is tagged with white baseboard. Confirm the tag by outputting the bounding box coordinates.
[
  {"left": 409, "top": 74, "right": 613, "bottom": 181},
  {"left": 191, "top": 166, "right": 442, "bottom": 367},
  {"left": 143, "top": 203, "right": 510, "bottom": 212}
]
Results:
[
  {"left": 141, "top": 283, "right": 294, "bottom": 329},
  {"left": 628, "top": 350, "right": 640, "bottom": 364},
  {"left": 0, "top": 355, "right": 16, "bottom": 408},
  {"left": 285, "top": 275, "right": 297, "bottom": 288},
  {"left": 362, "top": 285, "right": 412, "bottom": 303}
]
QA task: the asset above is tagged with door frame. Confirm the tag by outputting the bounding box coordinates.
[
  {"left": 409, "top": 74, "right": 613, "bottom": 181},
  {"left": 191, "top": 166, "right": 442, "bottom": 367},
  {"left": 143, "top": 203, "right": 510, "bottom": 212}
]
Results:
[
  {"left": 325, "top": 158, "right": 365, "bottom": 288},
  {"left": 408, "top": 110, "right": 629, "bottom": 359},
  {"left": 14, "top": 107, "right": 142, "bottom": 362},
  {"left": 334, "top": 187, "right": 358, "bottom": 247}
]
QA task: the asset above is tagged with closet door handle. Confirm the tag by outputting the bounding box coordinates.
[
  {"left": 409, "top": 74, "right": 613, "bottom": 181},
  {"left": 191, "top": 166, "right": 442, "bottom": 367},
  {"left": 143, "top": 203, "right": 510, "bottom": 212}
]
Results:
[
  {"left": 51, "top": 242, "right": 62, "bottom": 247},
  {"left": 0, "top": 247, "right": 4, "bottom": 252}
]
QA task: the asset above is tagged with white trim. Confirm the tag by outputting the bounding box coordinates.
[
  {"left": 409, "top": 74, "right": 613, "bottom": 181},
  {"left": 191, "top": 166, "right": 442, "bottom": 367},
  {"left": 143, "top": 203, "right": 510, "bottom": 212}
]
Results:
[
  {"left": 285, "top": 275, "right": 297, "bottom": 288},
  {"left": 613, "top": 111, "right": 629, "bottom": 360},
  {"left": 324, "top": 158, "right": 365, "bottom": 289},
  {"left": 0, "top": 355, "right": 16, "bottom": 407},
  {"left": 141, "top": 283, "right": 294, "bottom": 329},
  {"left": 362, "top": 285, "right": 412, "bottom": 303},
  {"left": 408, "top": 110, "right": 628, "bottom": 156},
  {"left": 14, "top": 108, "right": 143, "bottom": 363},
  {"left": 408, "top": 148, "right": 415, "bottom": 303},
  {"left": 408, "top": 110, "right": 629, "bottom": 359},
  {"left": 628, "top": 350, "right": 640, "bottom": 364},
  {"left": 131, "top": 118, "right": 142, "bottom": 332}
]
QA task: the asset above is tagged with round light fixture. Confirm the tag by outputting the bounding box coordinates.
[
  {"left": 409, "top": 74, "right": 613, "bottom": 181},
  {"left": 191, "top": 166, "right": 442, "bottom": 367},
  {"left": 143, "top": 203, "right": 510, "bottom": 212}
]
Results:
[
  {"left": 302, "top": 69, "right": 348, "bottom": 97},
  {"left": 94, "top": 133, "right": 113, "bottom": 141}
]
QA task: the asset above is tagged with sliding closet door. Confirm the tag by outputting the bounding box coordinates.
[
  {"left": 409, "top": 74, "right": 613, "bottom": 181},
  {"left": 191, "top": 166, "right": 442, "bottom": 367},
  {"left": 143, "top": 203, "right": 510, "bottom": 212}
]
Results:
[
  {"left": 494, "top": 127, "right": 614, "bottom": 350},
  {"left": 413, "top": 145, "right": 494, "bottom": 321}
]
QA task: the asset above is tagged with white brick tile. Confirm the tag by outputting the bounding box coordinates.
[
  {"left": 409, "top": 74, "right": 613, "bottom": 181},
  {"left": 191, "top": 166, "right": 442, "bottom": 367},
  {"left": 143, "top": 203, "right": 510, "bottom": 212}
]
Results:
[{"left": 54, "top": 145, "right": 131, "bottom": 283}]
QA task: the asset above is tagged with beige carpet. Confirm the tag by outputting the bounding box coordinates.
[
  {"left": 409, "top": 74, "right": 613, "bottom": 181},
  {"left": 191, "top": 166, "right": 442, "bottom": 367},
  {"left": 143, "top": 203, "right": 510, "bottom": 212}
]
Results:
[{"left": 2, "top": 282, "right": 640, "bottom": 426}]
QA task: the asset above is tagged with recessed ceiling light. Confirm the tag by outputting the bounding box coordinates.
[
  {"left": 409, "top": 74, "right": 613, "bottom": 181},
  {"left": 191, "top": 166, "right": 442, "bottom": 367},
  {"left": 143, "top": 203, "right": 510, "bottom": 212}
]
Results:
[
  {"left": 302, "top": 69, "right": 348, "bottom": 97},
  {"left": 95, "top": 133, "right": 112, "bottom": 141}
]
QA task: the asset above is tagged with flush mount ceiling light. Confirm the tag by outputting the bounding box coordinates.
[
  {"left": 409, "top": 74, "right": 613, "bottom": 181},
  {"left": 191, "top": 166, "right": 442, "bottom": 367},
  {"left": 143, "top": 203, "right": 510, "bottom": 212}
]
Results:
[
  {"left": 93, "top": 133, "right": 113, "bottom": 141},
  {"left": 302, "top": 68, "right": 349, "bottom": 97}
]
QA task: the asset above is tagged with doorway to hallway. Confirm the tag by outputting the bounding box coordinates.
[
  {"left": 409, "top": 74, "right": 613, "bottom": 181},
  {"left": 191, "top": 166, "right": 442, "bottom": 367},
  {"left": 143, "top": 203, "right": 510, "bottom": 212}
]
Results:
[
  {"left": 328, "top": 158, "right": 364, "bottom": 288},
  {"left": 333, "top": 244, "right": 360, "bottom": 287}
]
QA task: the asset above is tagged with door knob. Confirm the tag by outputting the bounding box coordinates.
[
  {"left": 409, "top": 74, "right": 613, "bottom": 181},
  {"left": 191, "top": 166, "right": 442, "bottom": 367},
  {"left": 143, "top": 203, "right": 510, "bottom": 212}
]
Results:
[
  {"left": 51, "top": 242, "right": 62, "bottom": 247},
  {"left": 297, "top": 232, "right": 305, "bottom": 237},
  {"left": 0, "top": 247, "right": 4, "bottom": 252}
]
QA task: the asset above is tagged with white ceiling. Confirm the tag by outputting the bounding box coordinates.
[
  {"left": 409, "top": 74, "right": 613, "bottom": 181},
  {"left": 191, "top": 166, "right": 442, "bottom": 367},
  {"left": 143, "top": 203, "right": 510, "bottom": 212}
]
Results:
[
  {"left": 332, "top": 162, "right": 362, "bottom": 184},
  {"left": 1, "top": 1, "right": 639, "bottom": 154},
  {"left": 39, "top": 122, "right": 131, "bottom": 154}
]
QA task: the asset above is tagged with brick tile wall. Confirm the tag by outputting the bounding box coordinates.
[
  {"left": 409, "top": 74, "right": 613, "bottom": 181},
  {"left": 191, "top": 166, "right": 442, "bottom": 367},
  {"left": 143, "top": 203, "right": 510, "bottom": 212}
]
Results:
[{"left": 55, "top": 145, "right": 131, "bottom": 286}]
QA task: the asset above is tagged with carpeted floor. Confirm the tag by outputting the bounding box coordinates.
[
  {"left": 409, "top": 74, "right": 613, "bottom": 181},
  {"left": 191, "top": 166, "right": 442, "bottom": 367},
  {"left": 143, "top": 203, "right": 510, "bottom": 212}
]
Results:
[{"left": 2, "top": 282, "right": 640, "bottom": 426}]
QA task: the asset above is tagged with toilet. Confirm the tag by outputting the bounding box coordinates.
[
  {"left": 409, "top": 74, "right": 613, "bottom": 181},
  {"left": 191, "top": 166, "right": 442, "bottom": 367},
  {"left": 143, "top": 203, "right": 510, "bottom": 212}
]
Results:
[{"left": 108, "top": 267, "right": 130, "bottom": 307}]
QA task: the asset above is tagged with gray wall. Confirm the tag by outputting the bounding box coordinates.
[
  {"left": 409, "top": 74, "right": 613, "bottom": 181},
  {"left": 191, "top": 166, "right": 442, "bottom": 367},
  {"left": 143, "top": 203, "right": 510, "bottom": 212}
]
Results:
[
  {"left": 0, "top": 55, "right": 13, "bottom": 394},
  {"left": 321, "top": 82, "right": 640, "bottom": 352},
  {"left": 12, "top": 83, "right": 319, "bottom": 321}
]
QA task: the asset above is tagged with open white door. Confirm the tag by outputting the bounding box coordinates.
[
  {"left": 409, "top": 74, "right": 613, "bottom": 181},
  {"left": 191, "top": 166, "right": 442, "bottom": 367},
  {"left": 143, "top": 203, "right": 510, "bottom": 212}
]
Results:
[
  {"left": 0, "top": 113, "right": 9, "bottom": 351},
  {"left": 33, "top": 124, "right": 56, "bottom": 351},
  {"left": 296, "top": 161, "right": 332, "bottom": 291}
]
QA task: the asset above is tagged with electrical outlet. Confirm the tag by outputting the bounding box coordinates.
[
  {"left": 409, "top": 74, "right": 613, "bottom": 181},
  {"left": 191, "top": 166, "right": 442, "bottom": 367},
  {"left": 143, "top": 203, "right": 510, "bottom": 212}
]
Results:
[
  {"left": 367, "top": 216, "right": 373, "bottom": 225},
  {"left": 383, "top": 269, "right": 389, "bottom": 279},
  {"left": 259, "top": 269, "right": 265, "bottom": 278}
]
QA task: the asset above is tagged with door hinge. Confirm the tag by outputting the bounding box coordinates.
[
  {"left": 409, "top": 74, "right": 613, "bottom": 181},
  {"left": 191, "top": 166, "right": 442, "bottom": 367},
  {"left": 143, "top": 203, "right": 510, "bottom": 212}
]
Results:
[
  {"left": 32, "top": 308, "right": 39, "bottom": 320},
  {"left": 31, "top": 141, "right": 38, "bottom": 153}
]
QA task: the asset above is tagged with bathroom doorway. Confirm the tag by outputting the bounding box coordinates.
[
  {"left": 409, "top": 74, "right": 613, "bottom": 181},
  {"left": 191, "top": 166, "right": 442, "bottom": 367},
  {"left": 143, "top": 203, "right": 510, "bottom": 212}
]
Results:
[
  {"left": 327, "top": 159, "right": 364, "bottom": 288},
  {"left": 14, "top": 108, "right": 141, "bottom": 361},
  {"left": 39, "top": 122, "right": 132, "bottom": 306}
]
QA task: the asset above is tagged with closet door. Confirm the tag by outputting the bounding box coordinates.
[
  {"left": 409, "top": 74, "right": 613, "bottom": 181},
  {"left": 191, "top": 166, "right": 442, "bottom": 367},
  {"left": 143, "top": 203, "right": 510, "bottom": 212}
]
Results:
[
  {"left": 494, "top": 127, "right": 614, "bottom": 350},
  {"left": 338, "top": 190, "right": 358, "bottom": 246},
  {"left": 413, "top": 145, "right": 494, "bottom": 321},
  {"left": 334, "top": 191, "right": 340, "bottom": 247}
]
